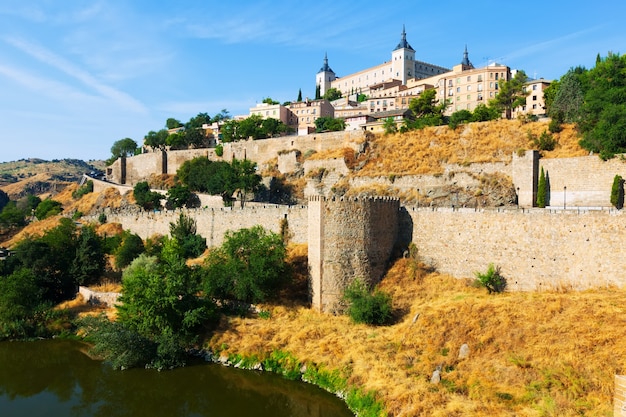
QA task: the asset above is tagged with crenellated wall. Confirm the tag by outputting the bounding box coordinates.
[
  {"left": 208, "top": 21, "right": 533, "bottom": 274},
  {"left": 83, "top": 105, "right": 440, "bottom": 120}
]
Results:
[{"left": 308, "top": 196, "right": 400, "bottom": 312}]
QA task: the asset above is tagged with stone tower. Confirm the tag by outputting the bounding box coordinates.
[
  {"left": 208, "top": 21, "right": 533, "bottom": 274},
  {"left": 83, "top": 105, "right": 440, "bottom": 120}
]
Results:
[
  {"left": 316, "top": 53, "right": 336, "bottom": 97},
  {"left": 391, "top": 25, "right": 416, "bottom": 85},
  {"left": 308, "top": 196, "right": 400, "bottom": 312}
]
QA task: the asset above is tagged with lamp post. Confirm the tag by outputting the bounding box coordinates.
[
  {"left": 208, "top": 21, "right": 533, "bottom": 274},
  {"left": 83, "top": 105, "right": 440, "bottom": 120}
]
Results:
[
  {"left": 564, "top": 186, "right": 567, "bottom": 210},
  {"left": 417, "top": 188, "right": 420, "bottom": 209},
  {"left": 517, "top": 187, "right": 520, "bottom": 209}
]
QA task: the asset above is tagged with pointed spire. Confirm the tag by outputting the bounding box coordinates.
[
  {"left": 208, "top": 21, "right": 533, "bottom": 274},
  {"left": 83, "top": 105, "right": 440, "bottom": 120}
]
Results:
[
  {"left": 394, "top": 24, "right": 414, "bottom": 51},
  {"left": 318, "top": 52, "right": 334, "bottom": 74},
  {"left": 461, "top": 45, "right": 474, "bottom": 68}
]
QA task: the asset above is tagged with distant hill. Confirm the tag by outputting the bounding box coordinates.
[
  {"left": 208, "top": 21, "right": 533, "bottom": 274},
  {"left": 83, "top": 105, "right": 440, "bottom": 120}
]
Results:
[{"left": 0, "top": 158, "right": 106, "bottom": 199}]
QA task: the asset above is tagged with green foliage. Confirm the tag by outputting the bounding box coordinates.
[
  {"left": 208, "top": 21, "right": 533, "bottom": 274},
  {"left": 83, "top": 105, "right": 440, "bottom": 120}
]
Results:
[
  {"left": 474, "top": 263, "right": 507, "bottom": 294},
  {"left": 166, "top": 118, "right": 183, "bottom": 130},
  {"left": 70, "top": 226, "right": 105, "bottom": 285},
  {"left": 537, "top": 167, "right": 547, "bottom": 208},
  {"left": 220, "top": 115, "right": 290, "bottom": 141},
  {"left": 314, "top": 116, "right": 346, "bottom": 133},
  {"left": 0, "top": 190, "right": 8, "bottom": 212},
  {"left": 343, "top": 279, "right": 393, "bottom": 326},
  {"left": 610, "top": 174, "right": 624, "bottom": 209},
  {"left": 133, "top": 181, "right": 162, "bottom": 211},
  {"left": 471, "top": 103, "right": 501, "bottom": 122},
  {"left": 165, "top": 184, "right": 192, "bottom": 209},
  {"left": 169, "top": 213, "right": 206, "bottom": 259},
  {"left": 529, "top": 130, "right": 558, "bottom": 152},
  {"left": 490, "top": 70, "right": 529, "bottom": 119},
  {"left": 448, "top": 109, "right": 473, "bottom": 129},
  {"left": 114, "top": 233, "right": 145, "bottom": 270},
  {"left": 403, "top": 89, "right": 449, "bottom": 131},
  {"left": 549, "top": 69, "right": 585, "bottom": 123},
  {"left": 0, "top": 201, "right": 26, "bottom": 228},
  {"left": 383, "top": 117, "right": 398, "bottom": 134},
  {"left": 143, "top": 129, "right": 169, "bottom": 150},
  {"left": 297, "top": 88, "right": 303, "bottom": 102},
  {"left": 98, "top": 212, "right": 107, "bottom": 224},
  {"left": 578, "top": 53, "right": 626, "bottom": 158},
  {"left": 215, "top": 143, "right": 224, "bottom": 157},
  {"left": 203, "top": 225, "right": 288, "bottom": 304},
  {"left": 34, "top": 198, "right": 62, "bottom": 219},
  {"left": 72, "top": 180, "right": 93, "bottom": 199},
  {"left": 357, "top": 93, "right": 368, "bottom": 102},
  {"left": 110, "top": 138, "right": 138, "bottom": 161},
  {"left": 0, "top": 268, "right": 49, "bottom": 340},
  {"left": 323, "top": 87, "right": 342, "bottom": 101},
  {"left": 116, "top": 251, "right": 217, "bottom": 345}
]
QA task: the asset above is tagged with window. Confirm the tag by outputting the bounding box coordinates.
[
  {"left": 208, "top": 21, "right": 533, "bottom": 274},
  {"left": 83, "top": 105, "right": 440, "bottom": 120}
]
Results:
[
  {"left": 456, "top": 78, "right": 461, "bottom": 84},
  {"left": 477, "top": 84, "right": 483, "bottom": 91},
  {"left": 533, "top": 104, "right": 537, "bottom": 109},
  {"left": 467, "top": 85, "right": 472, "bottom": 91},
  {"left": 490, "top": 82, "right": 494, "bottom": 88},
  {"left": 477, "top": 75, "right": 483, "bottom": 82},
  {"left": 448, "top": 80, "right": 453, "bottom": 87},
  {"left": 532, "top": 95, "right": 537, "bottom": 101},
  {"left": 467, "top": 76, "right": 471, "bottom": 82},
  {"left": 495, "top": 83, "right": 499, "bottom": 90},
  {"left": 495, "top": 73, "right": 499, "bottom": 80},
  {"left": 532, "top": 85, "right": 537, "bottom": 90},
  {"left": 477, "top": 93, "right": 483, "bottom": 101},
  {"left": 467, "top": 95, "right": 471, "bottom": 101}
]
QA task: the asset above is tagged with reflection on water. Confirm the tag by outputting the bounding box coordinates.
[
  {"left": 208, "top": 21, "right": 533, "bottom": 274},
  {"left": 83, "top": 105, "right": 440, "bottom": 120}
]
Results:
[{"left": 0, "top": 340, "right": 353, "bottom": 417}]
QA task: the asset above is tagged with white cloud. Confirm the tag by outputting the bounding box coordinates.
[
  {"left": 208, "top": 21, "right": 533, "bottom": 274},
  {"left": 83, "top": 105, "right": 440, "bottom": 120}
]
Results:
[{"left": 3, "top": 36, "right": 147, "bottom": 113}]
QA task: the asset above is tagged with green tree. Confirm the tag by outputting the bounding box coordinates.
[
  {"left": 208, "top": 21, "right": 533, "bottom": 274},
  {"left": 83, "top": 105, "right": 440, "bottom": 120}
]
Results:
[
  {"left": 0, "top": 190, "right": 9, "bottom": 212},
  {"left": 262, "top": 97, "right": 279, "bottom": 105},
  {"left": 211, "top": 109, "right": 231, "bottom": 123},
  {"left": 537, "top": 167, "right": 547, "bottom": 208},
  {"left": 383, "top": 117, "right": 398, "bottom": 134},
  {"left": 314, "top": 116, "right": 345, "bottom": 133},
  {"left": 144, "top": 129, "right": 169, "bottom": 151},
  {"left": 166, "top": 184, "right": 192, "bottom": 209},
  {"left": 315, "top": 84, "right": 321, "bottom": 100},
  {"left": 232, "top": 158, "right": 261, "bottom": 208},
  {"left": 490, "top": 70, "right": 529, "bottom": 119},
  {"left": 448, "top": 109, "right": 473, "bottom": 129},
  {"left": 117, "top": 248, "right": 216, "bottom": 341},
  {"left": 186, "top": 112, "right": 211, "bottom": 129},
  {"left": 549, "top": 69, "right": 585, "bottom": 123},
  {"left": 0, "top": 268, "right": 49, "bottom": 340},
  {"left": 184, "top": 128, "right": 207, "bottom": 148},
  {"left": 115, "top": 233, "right": 145, "bottom": 270},
  {"left": 133, "top": 182, "right": 162, "bottom": 211},
  {"left": 578, "top": 53, "right": 626, "bottom": 159},
  {"left": 166, "top": 118, "right": 183, "bottom": 130},
  {"left": 297, "top": 88, "right": 303, "bottom": 102},
  {"left": 0, "top": 202, "right": 26, "bottom": 228},
  {"left": 610, "top": 174, "right": 624, "bottom": 209},
  {"left": 474, "top": 263, "right": 507, "bottom": 294},
  {"left": 34, "top": 198, "right": 62, "bottom": 219},
  {"left": 403, "top": 89, "right": 449, "bottom": 131},
  {"left": 169, "top": 213, "right": 206, "bottom": 259},
  {"left": 323, "top": 87, "right": 342, "bottom": 101},
  {"left": 203, "top": 226, "right": 288, "bottom": 304},
  {"left": 70, "top": 226, "right": 105, "bottom": 286},
  {"left": 471, "top": 103, "right": 500, "bottom": 122},
  {"left": 110, "top": 138, "right": 138, "bottom": 159}
]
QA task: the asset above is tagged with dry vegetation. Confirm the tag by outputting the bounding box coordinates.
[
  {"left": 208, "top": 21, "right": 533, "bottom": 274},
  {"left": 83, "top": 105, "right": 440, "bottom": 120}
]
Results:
[
  {"left": 208, "top": 256, "right": 626, "bottom": 416},
  {"left": 357, "top": 120, "right": 584, "bottom": 177}
]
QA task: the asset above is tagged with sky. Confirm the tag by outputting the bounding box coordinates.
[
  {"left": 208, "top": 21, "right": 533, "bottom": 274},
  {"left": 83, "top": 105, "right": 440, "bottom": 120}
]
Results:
[{"left": 0, "top": 1, "right": 624, "bottom": 163}]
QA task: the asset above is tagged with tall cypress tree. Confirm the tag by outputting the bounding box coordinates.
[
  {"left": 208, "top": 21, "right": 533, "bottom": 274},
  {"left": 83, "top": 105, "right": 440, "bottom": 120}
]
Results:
[
  {"left": 537, "top": 167, "right": 546, "bottom": 208},
  {"left": 297, "top": 88, "right": 302, "bottom": 102},
  {"left": 611, "top": 174, "right": 624, "bottom": 209}
]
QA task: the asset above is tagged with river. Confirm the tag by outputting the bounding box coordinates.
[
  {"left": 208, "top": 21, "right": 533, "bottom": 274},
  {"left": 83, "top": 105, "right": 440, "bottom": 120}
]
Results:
[{"left": 0, "top": 339, "right": 353, "bottom": 417}]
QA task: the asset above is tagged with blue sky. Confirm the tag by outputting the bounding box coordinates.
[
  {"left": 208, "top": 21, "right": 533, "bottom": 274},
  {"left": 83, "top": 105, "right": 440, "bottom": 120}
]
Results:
[{"left": 1, "top": 1, "right": 624, "bottom": 163}]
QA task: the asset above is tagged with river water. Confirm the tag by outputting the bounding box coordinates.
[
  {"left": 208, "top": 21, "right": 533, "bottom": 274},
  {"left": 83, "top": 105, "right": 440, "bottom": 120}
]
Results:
[{"left": 0, "top": 339, "right": 353, "bottom": 417}]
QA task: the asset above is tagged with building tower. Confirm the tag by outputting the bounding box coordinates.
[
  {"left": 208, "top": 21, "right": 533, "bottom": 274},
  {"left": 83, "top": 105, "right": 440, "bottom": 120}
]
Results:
[
  {"left": 391, "top": 25, "right": 416, "bottom": 85},
  {"left": 316, "top": 53, "right": 336, "bottom": 98},
  {"left": 460, "top": 45, "right": 474, "bottom": 70}
]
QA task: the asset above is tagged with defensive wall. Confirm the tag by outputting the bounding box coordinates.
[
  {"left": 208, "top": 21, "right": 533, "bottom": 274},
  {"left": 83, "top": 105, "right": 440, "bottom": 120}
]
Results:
[
  {"left": 308, "top": 196, "right": 400, "bottom": 312},
  {"left": 107, "top": 130, "right": 365, "bottom": 185}
]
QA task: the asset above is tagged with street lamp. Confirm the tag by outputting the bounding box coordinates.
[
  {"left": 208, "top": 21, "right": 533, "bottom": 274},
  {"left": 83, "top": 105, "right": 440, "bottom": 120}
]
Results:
[
  {"left": 417, "top": 188, "right": 420, "bottom": 209},
  {"left": 517, "top": 187, "right": 520, "bottom": 209},
  {"left": 564, "top": 186, "right": 567, "bottom": 210}
]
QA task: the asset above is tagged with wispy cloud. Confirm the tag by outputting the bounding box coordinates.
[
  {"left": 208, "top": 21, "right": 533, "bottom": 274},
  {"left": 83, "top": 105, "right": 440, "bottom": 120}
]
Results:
[
  {"left": 502, "top": 26, "right": 602, "bottom": 62},
  {"left": 3, "top": 36, "right": 147, "bottom": 113}
]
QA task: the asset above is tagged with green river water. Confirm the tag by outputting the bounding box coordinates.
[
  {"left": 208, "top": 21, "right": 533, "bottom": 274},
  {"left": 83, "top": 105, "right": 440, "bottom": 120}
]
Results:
[{"left": 0, "top": 339, "right": 353, "bottom": 417}]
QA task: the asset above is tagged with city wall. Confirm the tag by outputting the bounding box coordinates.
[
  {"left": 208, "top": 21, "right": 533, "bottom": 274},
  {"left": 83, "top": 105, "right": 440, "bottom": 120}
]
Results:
[
  {"left": 107, "top": 130, "right": 365, "bottom": 185},
  {"left": 406, "top": 207, "right": 626, "bottom": 290}
]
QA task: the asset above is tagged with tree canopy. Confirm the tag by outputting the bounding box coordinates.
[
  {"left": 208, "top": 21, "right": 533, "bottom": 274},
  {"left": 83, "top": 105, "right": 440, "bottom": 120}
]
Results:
[{"left": 490, "top": 70, "right": 529, "bottom": 119}]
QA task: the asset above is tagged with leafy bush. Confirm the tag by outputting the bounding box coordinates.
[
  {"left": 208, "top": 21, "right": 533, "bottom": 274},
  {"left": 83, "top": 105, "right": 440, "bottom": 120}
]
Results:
[
  {"left": 610, "top": 174, "right": 624, "bottom": 209},
  {"left": 343, "top": 279, "right": 393, "bottom": 325},
  {"left": 133, "top": 182, "right": 162, "bottom": 211},
  {"left": 114, "top": 233, "right": 145, "bottom": 270},
  {"left": 34, "top": 198, "right": 62, "bottom": 219},
  {"left": 203, "top": 225, "right": 288, "bottom": 304},
  {"left": 169, "top": 213, "right": 206, "bottom": 259},
  {"left": 72, "top": 180, "right": 93, "bottom": 199},
  {"left": 215, "top": 144, "right": 224, "bottom": 157},
  {"left": 474, "top": 263, "right": 507, "bottom": 294}
]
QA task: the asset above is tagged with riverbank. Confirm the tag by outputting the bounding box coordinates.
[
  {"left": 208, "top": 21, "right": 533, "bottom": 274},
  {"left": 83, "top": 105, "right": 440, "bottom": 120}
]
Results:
[{"left": 205, "top": 258, "right": 626, "bottom": 416}]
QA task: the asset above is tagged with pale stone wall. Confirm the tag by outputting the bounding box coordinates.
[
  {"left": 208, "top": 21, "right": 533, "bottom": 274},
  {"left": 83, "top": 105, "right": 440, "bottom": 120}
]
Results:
[
  {"left": 101, "top": 204, "right": 308, "bottom": 248},
  {"left": 78, "top": 286, "right": 120, "bottom": 307},
  {"left": 539, "top": 155, "right": 626, "bottom": 208},
  {"left": 408, "top": 207, "right": 626, "bottom": 290},
  {"left": 308, "top": 196, "right": 400, "bottom": 312},
  {"left": 616, "top": 375, "right": 626, "bottom": 416}
]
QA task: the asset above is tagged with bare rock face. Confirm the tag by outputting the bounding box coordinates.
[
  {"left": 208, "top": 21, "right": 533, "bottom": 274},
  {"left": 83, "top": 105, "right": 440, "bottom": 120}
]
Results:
[{"left": 458, "top": 343, "right": 470, "bottom": 360}]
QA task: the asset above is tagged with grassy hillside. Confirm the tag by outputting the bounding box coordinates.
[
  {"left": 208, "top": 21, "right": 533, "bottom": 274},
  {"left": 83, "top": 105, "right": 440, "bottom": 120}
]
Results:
[{"left": 207, "top": 251, "right": 625, "bottom": 416}]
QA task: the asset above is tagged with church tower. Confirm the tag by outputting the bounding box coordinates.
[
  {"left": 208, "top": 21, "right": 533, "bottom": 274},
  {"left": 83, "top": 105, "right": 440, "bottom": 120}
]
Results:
[
  {"left": 391, "top": 25, "right": 415, "bottom": 85},
  {"left": 460, "top": 45, "right": 474, "bottom": 70},
  {"left": 316, "top": 53, "right": 336, "bottom": 97}
]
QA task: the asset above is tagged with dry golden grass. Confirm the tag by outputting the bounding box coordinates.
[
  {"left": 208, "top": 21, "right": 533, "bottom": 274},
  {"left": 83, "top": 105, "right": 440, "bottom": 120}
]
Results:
[
  {"left": 207, "top": 257, "right": 626, "bottom": 416},
  {"left": 357, "top": 120, "right": 586, "bottom": 177}
]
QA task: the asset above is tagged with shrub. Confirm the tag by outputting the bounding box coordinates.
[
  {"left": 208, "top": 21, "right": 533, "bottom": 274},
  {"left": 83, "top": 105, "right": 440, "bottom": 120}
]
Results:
[
  {"left": 114, "top": 233, "right": 145, "bottom": 270},
  {"left": 215, "top": 144, "right": 224, "bottom": 157},
  {"left": 537, "top": 167, "right": 547, "bottom": 208},
  {"left": 34, "top": 198, "right": 62, "bottom": 219},
  {"left": 169, "top": 213, "right": 206, "bottom": 259},
  {"left": 474, "top": 263, "right": 507, "bottom": 294},
  {"left": 72, "top": 180, "right": 93, "bottom": 199},
  {"left": 610, "top": 174, "right": 624, "bottom": 209},
  {"left": 343, "top": 279, "right": 393, "bottom": 325},
  {"left": 529, "top": 130, "right": 558, "bottom": 152},
  {"left": 98, "top": 212, "right": 107, "bottom": 224}
]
